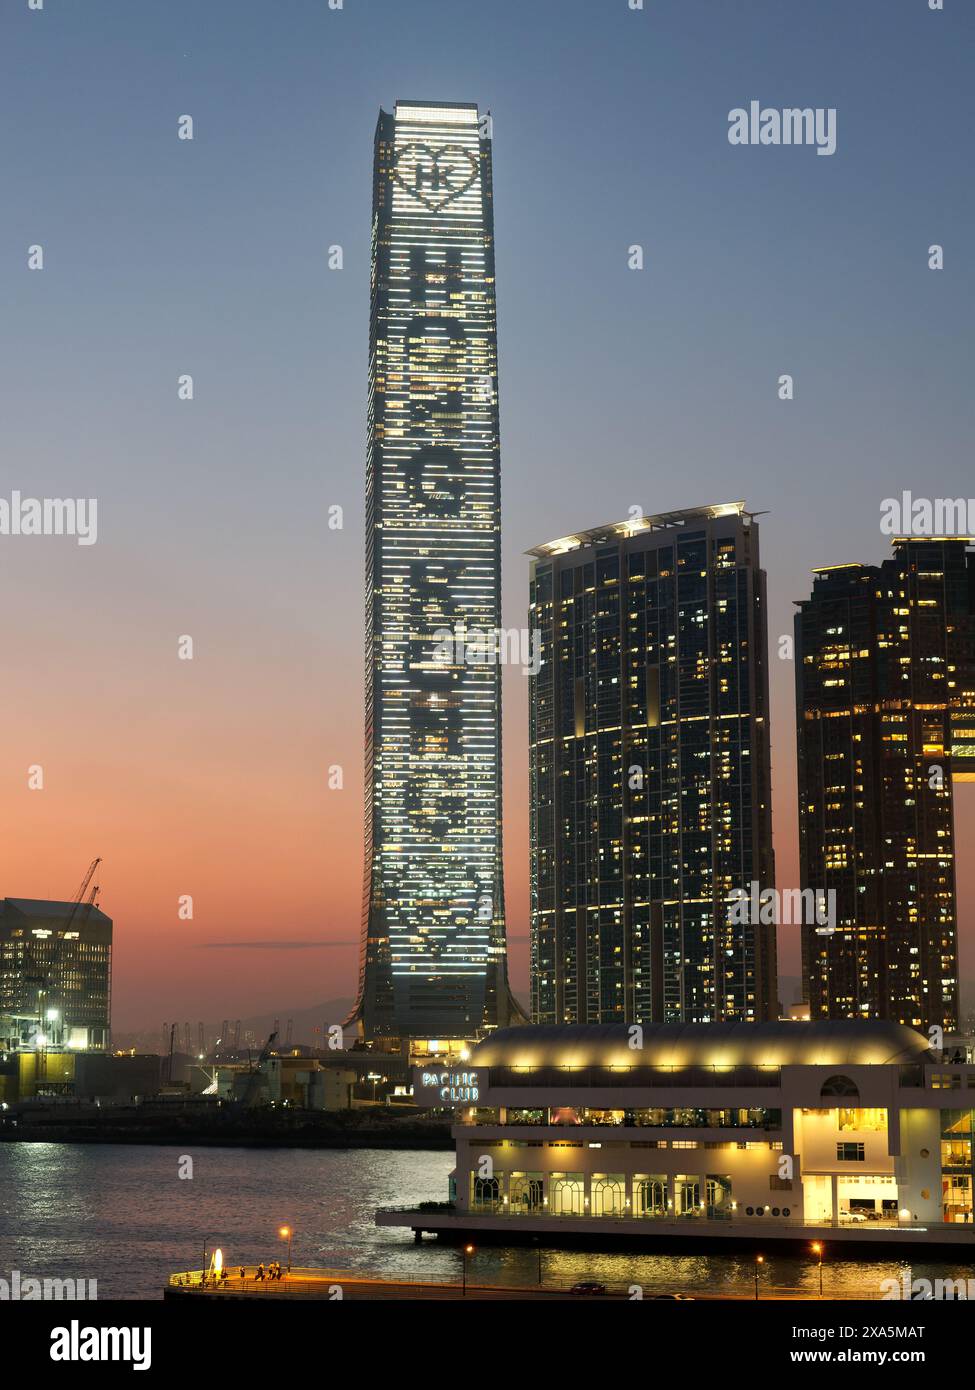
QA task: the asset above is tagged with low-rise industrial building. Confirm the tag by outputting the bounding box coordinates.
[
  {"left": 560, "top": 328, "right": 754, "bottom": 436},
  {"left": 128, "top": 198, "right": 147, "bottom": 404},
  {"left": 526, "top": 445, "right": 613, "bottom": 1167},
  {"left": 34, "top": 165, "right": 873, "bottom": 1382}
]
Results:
[
  {"left": 215, "top": 1055, "right": 358, "bottom": 1109},
  {"left": 0, "top": 1050, "right": 162, "bottom": 1103}
]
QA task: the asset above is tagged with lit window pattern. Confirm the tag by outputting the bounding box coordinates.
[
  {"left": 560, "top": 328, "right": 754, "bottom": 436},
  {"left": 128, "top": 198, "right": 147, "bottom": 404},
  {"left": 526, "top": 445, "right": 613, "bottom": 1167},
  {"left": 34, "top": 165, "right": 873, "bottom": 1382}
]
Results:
[
  {"left": 795, "top": 539, "right": 975, "bottom": 1033},
  {"left": 529, "top": 507, "right": 776, "bottom": 1026},
  {"left": 352, "top": 102, "right": 514, "bottom": 1040}
]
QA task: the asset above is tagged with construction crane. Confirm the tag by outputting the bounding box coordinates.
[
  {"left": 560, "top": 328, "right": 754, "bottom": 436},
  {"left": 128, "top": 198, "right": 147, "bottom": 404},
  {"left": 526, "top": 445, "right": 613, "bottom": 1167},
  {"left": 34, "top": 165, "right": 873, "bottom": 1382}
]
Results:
[{"left": 239, "top": 1031, "right": 278, "bottom": 1108}]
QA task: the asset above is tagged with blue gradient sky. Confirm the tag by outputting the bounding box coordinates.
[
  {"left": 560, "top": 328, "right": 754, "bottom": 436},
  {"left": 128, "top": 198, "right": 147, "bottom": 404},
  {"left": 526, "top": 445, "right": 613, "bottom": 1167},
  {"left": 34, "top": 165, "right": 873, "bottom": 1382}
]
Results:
[{"left": 2, "top": 0, "right": 972, "bottom": 1025}]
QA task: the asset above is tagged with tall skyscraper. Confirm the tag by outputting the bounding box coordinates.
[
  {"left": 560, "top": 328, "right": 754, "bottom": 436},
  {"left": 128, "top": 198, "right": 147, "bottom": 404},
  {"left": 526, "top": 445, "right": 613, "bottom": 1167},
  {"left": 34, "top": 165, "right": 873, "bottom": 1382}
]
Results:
[
  {"left": 350, "top": 101, "right": 518, "bottom": 1047},
  {"left": 528, "top": 503, "right": 777, "bottom": 1026},
  {"left": 795, "top": 538, "right": 975, "bottom": 1032}
]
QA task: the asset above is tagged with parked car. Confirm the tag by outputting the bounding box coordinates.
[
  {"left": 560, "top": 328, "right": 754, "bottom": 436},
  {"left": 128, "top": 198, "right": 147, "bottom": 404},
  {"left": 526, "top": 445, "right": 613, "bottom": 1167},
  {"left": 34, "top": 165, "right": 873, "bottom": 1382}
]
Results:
[{"left": 570, "top": 1281, "right": 607, "bottom": 1296}]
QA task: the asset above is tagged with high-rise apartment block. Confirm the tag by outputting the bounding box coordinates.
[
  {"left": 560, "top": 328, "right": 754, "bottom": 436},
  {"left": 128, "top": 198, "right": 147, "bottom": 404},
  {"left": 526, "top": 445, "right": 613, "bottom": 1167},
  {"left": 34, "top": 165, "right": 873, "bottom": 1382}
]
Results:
[
  {"left": 795, "top": 538, "right": 975, "bottom": 1032},
  {"left": 529, "top": 503, "right": 777, "bottom": 1026}
]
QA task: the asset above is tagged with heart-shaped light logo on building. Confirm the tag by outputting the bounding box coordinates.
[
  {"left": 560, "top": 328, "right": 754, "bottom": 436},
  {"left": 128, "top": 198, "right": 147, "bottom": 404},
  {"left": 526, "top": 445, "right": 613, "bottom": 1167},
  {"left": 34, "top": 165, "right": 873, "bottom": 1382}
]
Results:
[{"left": 392, "top": 144, "right": 480, "bottom": 211}]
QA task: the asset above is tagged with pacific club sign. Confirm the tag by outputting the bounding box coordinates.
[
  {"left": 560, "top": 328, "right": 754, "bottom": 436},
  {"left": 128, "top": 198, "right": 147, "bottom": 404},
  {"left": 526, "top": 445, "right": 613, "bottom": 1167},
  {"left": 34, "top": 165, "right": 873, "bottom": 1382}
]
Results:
[{"left": 413, "top": 1068, "right": 482, "bottom": 1106}]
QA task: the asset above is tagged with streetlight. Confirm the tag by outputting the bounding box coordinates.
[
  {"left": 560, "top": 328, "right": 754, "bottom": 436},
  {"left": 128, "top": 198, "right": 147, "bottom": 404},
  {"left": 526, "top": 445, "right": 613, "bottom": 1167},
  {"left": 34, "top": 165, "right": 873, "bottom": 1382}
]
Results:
[
  {"left": 754, "top": 1253, "right": 764, "bottom": 1300},
  {"left": 462, "top": 1243, "right": 475, "bottom": 1296},
  {"left": 811, "top": 1242, "right": 824, "bottom": 1297},
  {"left": 279, "top": 1225, "right": 293, "bottom": 1274}
]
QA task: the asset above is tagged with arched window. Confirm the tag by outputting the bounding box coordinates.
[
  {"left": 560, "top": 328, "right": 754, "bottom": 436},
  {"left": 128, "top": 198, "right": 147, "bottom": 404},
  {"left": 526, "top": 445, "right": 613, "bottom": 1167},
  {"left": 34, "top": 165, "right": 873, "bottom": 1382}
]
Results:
[
  {"left": 551, "top": 1175, "right": 585, "bottom": 1215},
  {"left": 677, "top": 1176, "right": 701, "bottom": 1215},
  {"left": 820, "top": 1074, "right": 859, "bottom": 1098},
  {"left": 591, "top": 1176, "right": 626, "bottom": 1217},
  {"left": 472, "top": 1176, "right": 500, "bottom": 1210},
  {"left": 635, "top": 1178, "right": 667, "bottom": 1216},
  {"left": 509, "top": 1173, "right": 543, "bottom": 1211}
]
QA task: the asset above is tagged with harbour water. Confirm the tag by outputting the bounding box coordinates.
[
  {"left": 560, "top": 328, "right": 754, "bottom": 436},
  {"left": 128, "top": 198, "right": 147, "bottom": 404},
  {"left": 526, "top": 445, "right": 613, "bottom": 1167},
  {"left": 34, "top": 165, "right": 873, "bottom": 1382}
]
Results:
[{"left": 1, "top": 1143, "right": 972, "bottom": 1301}]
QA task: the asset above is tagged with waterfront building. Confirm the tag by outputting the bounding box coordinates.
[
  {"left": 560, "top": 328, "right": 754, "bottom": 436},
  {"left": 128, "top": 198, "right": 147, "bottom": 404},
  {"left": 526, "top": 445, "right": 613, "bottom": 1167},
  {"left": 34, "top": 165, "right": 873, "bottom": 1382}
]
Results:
[
  {"left": 0, "top": 1050, "right": 160, "bottom": 1104},
  {"left": 380, "top": 1020, "right": 975, "bottom": 1247},
  {"left": 527, "top": 503, "right": 777, "bottom": 1027},
  {"left": 349, "top": 100, "right": 520, "bottom": 1049},
  {"left": 215, "top": 1056, "right": 357, "bottom": 1109},
  {"left": 0, "top": 897, "right": 112, "bottom": 1051},
  {"left": 795, "top": 538, "right": 975, "bottom": 1032}
]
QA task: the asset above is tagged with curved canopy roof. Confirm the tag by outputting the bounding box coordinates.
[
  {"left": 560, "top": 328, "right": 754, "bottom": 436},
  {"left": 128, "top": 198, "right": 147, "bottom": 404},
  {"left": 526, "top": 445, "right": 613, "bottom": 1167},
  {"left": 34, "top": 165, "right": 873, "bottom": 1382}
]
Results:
[{"left": 471, "top": 1021, "right": 932, "bottom": 1070}]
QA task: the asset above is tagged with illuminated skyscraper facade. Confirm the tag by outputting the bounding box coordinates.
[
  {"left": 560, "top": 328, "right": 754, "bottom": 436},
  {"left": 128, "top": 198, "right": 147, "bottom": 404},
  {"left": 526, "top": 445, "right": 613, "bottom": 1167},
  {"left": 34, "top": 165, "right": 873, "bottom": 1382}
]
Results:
[
  {"left": 351, "top": 101, "right": 517, "bottom": 1044},
  {"left": 528, "top": 504, "right": 777, "bottom": 1027},
  {"left": 0, "top": 897, "right": 113, "bottom": 1051},
  {"left": 796, "top": 538, "right": 975, "bottom": 1032}
]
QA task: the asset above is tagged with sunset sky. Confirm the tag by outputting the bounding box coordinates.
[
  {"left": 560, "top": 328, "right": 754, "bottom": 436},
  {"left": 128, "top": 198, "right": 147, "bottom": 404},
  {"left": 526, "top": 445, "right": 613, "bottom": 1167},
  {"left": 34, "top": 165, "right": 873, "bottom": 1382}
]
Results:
[{"left": 3, "top": 0, "right": 972, "bottom": 1029}]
